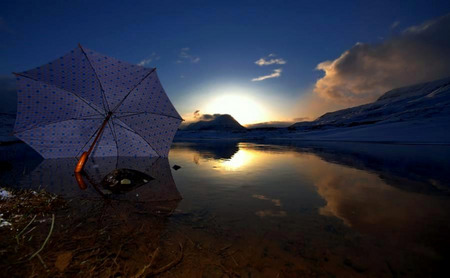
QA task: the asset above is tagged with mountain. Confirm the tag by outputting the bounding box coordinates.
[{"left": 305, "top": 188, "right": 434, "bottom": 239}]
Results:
[
  {"left": 183, "top": 114, "right": 247, "bottom": 131},
  {"left": 289, "top": 76, "right": 450, "bottom": 143}
]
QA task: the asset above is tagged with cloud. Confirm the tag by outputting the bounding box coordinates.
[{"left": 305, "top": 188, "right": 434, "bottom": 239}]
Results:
[
  {"left": 390, "top": 21, "right": 400, "bottom": 29},
  {"left": 252, "top": 68, "right": 282, "bottom": 81},
  {"left": 246, "top": 121, "right": 296, "bottom": 128},
  {"left": 255, "top": 210, "right": 286, "bottom": 218},
  {"left": 197, "top": 113, "right": 220, "bottom": 121},
  {"left": 189, "top": 110, "right": 220, "bottom": 121},
  {"left": 177, "top": 47, "right": 200, "bottom": 63},
  {"left": 255, "top": 55, "right": 286, "bottom": 66},
  {"left": 313, "top": 13, "right": 450, "bottom": 105},
  {"left": 292, "top": 117, "right": 311, "bottom": 122},
  {"left": 138, "top": 52, "right": 160, "bottom": 67},
  {"left": 179, "top": 112, "right": 228, "bottom": 129},
  {"left": 193, "top": 110, "right": 200, "bottom": 119}
]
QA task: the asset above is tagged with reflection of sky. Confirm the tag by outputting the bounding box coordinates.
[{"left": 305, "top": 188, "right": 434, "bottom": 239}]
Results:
[
  {"left": 219, "top": 149, "right": 255, "bottom": 171},
  {"left": 169, "top": 142, "right": 450, "bottom": 260}
]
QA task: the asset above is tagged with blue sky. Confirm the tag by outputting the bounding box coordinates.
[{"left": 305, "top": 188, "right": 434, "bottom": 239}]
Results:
[{"left": 1, "top": 0, "right": 450, "bottom": 124}]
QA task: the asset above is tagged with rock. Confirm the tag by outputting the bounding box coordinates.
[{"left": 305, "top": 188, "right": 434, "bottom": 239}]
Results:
[
  {"left": 120, "top": 179, "right": 131, "bottom": 185},
  {"left": 55, "top": 251, "right": 73, "bottom": 272},
  {"left": 172, "top": 165, "right": 181, "bottom": 170},
  {"left": 101, "top": 169, "right": 154, "bottom": 194}
]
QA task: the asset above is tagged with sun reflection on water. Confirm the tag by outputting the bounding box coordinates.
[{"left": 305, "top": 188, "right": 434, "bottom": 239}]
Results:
[{"left": 219, "top": 149, "right": 255, "bottom": 171}]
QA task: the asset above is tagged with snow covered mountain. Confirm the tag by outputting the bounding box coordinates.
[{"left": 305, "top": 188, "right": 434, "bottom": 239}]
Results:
[
  {"left": 183, "top": 114, "right": 247, "bottom": 131},
  {"left": 289, "top": 76, "right": 450, "bottom": 143}
]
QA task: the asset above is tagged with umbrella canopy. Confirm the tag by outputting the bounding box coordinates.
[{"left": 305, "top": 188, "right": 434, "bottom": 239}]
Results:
[{"left": 13, "top": 45, "right": 182, "bottom": 159}]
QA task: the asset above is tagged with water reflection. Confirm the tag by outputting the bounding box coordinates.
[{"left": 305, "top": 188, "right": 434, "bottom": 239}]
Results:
[
  {"left": 2, "top": 141, "right": 450, "bottom": 276},
  {"left": 169, "top": 141, "right": 450, "bottom": 276},
  {"left": 171, "top": 140, "right": 239, "bottom": 160},
  {"left": 21, "top": 156, "right": 182, "bottom": 204}
]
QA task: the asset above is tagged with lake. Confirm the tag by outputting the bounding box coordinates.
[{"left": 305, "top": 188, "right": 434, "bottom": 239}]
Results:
[{"left": 1, "top": 140, "right": 450, "bottom": 277}]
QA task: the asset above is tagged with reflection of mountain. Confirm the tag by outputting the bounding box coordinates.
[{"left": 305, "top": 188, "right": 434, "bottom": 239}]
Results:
[
  {"left": 170, "top": 141, "right": 239, "bottom": 160},
  {"left": 272, "top": 140, "right": 450, "bottom": 195},
  {"left": 21, "top": 157, "right": 182, "bottom": 203}
]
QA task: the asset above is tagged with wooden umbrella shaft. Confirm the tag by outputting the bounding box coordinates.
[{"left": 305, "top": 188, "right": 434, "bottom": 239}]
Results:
[{"left": 74, "top": 112, "right": 112, "bottom": 173}]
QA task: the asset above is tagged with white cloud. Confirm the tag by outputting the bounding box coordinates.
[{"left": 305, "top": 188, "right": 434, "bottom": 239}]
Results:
[
  {"left": 313, "top": 13, "right": 450, "bottom": 105},
  {"left": 252, "top": 68, "right": 282, "bottom": 81},
  {"left": 178, "top": 47, "right": 200, "bottom": 63},
  {"left": 138, "top": 52, "right": 159, "bottom": 66},
  {"left": 255, "top": 54, "right": 286, "bottom": 66}
]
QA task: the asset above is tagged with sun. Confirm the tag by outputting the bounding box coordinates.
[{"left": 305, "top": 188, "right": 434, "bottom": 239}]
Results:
[{"left": 203, "top": 94, "right": 269, "bottom": 125}]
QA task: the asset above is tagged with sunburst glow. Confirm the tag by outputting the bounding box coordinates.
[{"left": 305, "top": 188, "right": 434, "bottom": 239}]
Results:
[{"left": 203, "top": 93, "right": 270, "bottom": 125}]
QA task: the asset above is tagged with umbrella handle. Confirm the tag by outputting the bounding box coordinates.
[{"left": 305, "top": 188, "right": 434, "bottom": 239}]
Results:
[
  {"left": 74, "top": 112, "right": 112, "bottom": 173},
  {"left": 74, "top": 171, "right": 88, "bottom": 190},
  {"left": 75, "top": 152, "right": 89, "bottom": 173}
]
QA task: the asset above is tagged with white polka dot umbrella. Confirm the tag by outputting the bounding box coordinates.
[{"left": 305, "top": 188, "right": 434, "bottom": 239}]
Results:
[{"left": 13, "top": 45, "right": 183, "bottom": 172}]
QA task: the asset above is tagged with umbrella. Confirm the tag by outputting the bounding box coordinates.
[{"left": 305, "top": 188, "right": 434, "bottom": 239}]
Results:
[{"left": 13, "top": 45, "right": 183, "bottom": 172}]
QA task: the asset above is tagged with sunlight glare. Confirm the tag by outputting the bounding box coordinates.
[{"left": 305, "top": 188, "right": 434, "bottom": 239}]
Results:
[
  {"left": 221, "top": 149, "right": 254, "bottom": 171},
  {"left": 204, "top": 93, "right": 270, "bottom": 125}
]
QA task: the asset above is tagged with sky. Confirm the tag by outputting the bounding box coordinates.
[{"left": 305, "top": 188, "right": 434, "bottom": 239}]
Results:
[{"left": 1, "top": 0, "right": 450, "bottom": 125}]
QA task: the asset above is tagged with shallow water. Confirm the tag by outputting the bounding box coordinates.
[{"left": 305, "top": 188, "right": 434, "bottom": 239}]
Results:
[{"left": 2, "top": 141, "right": 450, "bottom": 277}]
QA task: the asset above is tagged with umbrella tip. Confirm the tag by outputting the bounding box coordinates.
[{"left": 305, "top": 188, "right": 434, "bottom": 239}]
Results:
[{"left": 78, "top": 43, "right": 83, "bottom": 49}]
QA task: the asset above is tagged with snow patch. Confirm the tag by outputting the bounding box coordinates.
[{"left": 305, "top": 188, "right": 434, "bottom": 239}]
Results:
[
  {"left": 0, "top": 213, "right": 12, "bottom": 228},
  {"left": 0, "top": 188, "right": 13, "bottom": 200}
]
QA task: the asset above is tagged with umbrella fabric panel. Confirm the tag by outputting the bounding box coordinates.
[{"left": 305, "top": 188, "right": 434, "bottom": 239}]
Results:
[
  {"left": 115, "top": 71, "right": 181, "bottom": 119},
  {"left": 14, "top": 77, "right": 102, "bottom": 133},
  {"left": 15, "top": 118, "right": 118, "bottom": 159},
  {"left": 85, "top": 121, "right": 118, "bottom": 157},
  {"left": 117, "top": 114, "right": 181, "bottom": 157},
  {"left": 83, "top": 47, "right": 154, "bottom": 110},
  {"left": 109, "top": 120, "right": 159, "bottom": 157},
  {"left": 19, "top": 47, "right": 106, "bottom": 110}
]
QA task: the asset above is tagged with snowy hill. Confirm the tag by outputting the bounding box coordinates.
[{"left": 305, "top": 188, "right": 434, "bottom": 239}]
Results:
[
  {"left": 288, "top": 76, "right": 450, "bottom": 143},
  {"left": 183, "top": 114, "right": 247, "bottom": 131}
]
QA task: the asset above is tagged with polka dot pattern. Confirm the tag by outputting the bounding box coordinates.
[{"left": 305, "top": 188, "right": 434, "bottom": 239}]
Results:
[
  {"left": 83, "top": 47, "right": 154, "bottom": 110},
  {"left": 109, "top": 119, "right": 159, "bottom": 157},
  {"left": 21, "top": 46, "right": 105, "bottom": 109},
  {"left": 116, "top": 71, "right": 181, "bottom": 119},
  {"left": 116, "top": 114, "right": 181, "bottom": 157},
  {"left": 14, "top": 77, "right": 101, "bottom": 133},
  {"left": 15, "top": 118, "right": 117, "bottom": 159}
]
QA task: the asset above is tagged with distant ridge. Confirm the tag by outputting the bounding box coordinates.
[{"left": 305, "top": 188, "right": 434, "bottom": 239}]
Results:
[
  {"left": 184, "top": 114, "right": 247, "bottom": 131},
  {"left": 176, "top": 77, "right": 450, "bottom": 143},
  {"left": 290, "top": 76, "right": 450, "bottom": 131}
]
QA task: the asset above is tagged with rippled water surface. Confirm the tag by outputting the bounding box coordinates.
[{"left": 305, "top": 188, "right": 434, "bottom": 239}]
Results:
[{"left": 1, "top": 141, "right": 450, "bottom": 277}]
